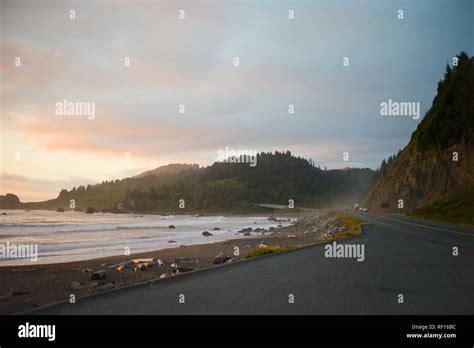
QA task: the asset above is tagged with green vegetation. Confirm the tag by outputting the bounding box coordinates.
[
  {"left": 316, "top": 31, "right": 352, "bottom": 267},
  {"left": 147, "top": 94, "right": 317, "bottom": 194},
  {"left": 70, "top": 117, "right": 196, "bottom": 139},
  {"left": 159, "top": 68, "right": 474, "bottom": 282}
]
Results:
[
  {"left": 19, "top": 151, "right": 374, "bottom": 213},
  {"left": 326, "top": 211, "right": 367, "bottom": 240},
  {"left": 408, "top": 187, "right": 474, "bottom": 226},
  {"left": 364, "top": 52, "right": 474, "bottom": 225},
  {"left": 410, "top": 52, "right": 474, "bottom": 152},
  {"left": 335, "top": 212, "right": 367, "bottom": 234},
  {"left": 244, "top": 245, "right": 299, "bottom": 259}
]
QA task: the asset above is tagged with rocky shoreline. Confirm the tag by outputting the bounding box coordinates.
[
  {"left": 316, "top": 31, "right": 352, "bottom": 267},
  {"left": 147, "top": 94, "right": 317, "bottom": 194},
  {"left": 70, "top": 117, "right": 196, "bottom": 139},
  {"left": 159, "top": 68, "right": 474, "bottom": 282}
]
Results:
[{"left": 0, "top": 210, "right": 350, "bottom": 314}]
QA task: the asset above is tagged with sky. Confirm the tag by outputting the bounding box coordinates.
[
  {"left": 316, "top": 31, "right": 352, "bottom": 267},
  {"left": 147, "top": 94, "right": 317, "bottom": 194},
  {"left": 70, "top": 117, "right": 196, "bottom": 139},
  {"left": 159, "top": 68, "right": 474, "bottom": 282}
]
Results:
[{"left": 1, "top": 0, "right": 473, "bottom": 202}]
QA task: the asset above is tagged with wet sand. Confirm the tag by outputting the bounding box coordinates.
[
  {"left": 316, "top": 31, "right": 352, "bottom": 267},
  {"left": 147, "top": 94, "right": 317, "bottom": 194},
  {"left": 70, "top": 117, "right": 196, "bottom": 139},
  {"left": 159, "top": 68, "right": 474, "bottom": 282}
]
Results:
[{"left": 0, "top": 210, "right": 351, "bottom": 314}]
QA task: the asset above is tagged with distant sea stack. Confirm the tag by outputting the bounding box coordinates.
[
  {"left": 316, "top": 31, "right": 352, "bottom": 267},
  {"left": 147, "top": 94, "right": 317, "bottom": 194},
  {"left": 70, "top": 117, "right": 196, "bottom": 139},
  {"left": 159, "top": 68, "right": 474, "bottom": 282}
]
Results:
[
  {"left": 0, "top": 193, "right": 21, "bottom": 209},
  {"left": 365, "top": 52, "right": 474, "bottom": 224}
]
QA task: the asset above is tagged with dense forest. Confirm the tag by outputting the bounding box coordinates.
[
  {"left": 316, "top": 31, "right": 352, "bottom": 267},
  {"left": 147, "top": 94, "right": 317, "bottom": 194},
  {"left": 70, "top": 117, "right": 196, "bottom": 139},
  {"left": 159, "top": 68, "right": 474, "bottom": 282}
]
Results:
[
  {"left": 13, "top": 152, "right": 374, "bottom": 214},
  {"left": 365, "top": 52, "right": 474, "bottom": 224}
]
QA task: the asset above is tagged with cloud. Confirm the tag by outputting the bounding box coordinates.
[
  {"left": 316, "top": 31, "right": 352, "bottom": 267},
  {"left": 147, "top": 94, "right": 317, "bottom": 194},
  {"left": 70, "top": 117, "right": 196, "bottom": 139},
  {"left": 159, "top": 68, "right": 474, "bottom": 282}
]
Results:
[
  {"left": 0, "top": 172, "right": 96, "bottom": 202},
  {"left": 1, "top": 0, "right": 471, "bottom": 201}
]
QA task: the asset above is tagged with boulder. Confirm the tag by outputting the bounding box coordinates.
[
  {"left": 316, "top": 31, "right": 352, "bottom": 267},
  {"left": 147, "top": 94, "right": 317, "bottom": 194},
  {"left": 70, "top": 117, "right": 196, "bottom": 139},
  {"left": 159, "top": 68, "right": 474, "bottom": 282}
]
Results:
[
  {"left": 213, "top": 252, "right": 229, "bottom": 264},
  {"left": 168, "top": 225, "right": 176, "bottom": 229},
  {"left": 202, "top": 231, "right": 213, "bottom": 237},
  {"left": 91, "top": 270, "right": 107, "bottom": 280},
  {"left": 134, "top": 263, "right": 147, "bottom": 271},
  {"left": 86, "top": 206, "right": 96, "bottom": 214},
  {"left": 212, "top": 227, "right": 221, "bottom": 231}
]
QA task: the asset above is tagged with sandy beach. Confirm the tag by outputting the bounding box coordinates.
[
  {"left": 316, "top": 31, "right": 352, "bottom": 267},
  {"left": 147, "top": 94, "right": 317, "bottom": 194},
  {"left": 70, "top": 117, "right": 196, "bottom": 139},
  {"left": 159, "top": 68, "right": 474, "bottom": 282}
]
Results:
[{"left": 0, "top": 210, "right": 358, "bottom": 314}]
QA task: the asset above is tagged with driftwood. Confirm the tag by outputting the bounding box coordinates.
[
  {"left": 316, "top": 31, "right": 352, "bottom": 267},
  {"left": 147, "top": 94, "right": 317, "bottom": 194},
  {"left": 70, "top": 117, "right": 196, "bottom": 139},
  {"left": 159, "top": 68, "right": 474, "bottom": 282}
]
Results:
[
  {"left": 108, "top": 261, "right": 131, "bottom": 269},
  {"left": 131, "top": 258, "right": 154, "bottom": 264}
]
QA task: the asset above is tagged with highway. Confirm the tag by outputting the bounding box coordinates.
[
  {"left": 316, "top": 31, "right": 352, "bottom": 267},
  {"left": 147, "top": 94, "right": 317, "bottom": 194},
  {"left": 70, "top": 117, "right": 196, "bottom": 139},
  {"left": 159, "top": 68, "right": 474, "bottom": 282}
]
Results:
[{"left": 33, "top": 211, "right": 474, "bottom": 315}]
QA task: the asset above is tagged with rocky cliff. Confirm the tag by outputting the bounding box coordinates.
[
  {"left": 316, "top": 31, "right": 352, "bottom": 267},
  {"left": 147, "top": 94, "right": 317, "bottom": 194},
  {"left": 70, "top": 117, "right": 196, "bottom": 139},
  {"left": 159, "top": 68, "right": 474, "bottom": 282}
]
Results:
[{"left": 365, "top": 52, "right": 474, "bottom": 223}]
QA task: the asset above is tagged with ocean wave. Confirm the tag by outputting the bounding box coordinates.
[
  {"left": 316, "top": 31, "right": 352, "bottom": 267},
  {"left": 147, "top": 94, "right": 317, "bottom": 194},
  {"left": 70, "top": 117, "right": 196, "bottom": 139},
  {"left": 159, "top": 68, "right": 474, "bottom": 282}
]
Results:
[{"left": 0, "top": 223, "right": 74, "bottom": 227}]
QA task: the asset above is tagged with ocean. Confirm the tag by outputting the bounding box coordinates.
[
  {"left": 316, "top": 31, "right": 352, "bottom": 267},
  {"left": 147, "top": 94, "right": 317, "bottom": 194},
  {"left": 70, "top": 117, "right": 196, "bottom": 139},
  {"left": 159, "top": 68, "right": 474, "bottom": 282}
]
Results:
[{"left": 0, "top": 210, "right": 293, "bottom": 266}]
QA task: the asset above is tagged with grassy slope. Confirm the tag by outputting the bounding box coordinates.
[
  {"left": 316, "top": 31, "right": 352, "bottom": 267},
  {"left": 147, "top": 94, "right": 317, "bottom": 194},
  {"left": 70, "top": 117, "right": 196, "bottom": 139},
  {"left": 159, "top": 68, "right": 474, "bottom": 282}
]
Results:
[
  {"left": 365, "top": 53, "right": 474, "bottom": 225},
  {"left": 326, "top": 211, "right": 368, "bottom": 240},
  {"left": 407, "top": 187, "right": 474, "bottom": 226}
]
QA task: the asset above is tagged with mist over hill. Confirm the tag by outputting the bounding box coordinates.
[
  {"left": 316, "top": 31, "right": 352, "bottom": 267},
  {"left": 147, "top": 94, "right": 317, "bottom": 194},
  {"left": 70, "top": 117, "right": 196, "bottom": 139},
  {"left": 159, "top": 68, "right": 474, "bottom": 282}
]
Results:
[
  {"left": 134, "top": 163, "right": 200, "bottom": 178},
  {"left": 4, "top": 152, "right": 375, "bottom": 214},
  {"left": 365, "top": 52, "right": 474, "bottom": 224}
]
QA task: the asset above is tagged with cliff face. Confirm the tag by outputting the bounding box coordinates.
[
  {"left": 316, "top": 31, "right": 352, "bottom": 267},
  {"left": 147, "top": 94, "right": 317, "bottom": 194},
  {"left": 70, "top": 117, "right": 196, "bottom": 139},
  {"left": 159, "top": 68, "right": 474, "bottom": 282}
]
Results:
[
  {"left": 366, "top": 142, "right": 473, "bottom": 211},
  {"left": 366, "top": 52, "right": 474, "bottom": 216}
]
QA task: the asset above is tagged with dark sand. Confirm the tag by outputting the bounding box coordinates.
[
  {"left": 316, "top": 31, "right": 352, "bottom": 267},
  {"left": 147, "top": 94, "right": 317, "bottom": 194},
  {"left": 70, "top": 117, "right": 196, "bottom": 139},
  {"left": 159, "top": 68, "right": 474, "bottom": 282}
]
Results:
[{"left": 0, "top": 221, "right": 321, "bottom": 314}]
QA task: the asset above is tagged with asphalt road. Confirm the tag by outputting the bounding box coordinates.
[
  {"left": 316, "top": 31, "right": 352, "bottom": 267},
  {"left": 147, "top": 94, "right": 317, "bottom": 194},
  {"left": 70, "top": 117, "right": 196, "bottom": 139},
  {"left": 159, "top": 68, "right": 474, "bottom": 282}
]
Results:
[{"left": 33, "top": 212, "right": 474, "bottom": 315}]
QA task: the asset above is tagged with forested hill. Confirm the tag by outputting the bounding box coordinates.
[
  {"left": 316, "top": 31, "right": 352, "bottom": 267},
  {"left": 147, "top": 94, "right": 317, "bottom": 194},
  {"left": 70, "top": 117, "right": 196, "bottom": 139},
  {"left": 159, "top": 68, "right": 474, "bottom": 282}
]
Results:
[
  {"left": 10, "top": 151, "right": 375, "bottom": 214},
  {"left": 365, "top": 52, "right": 474, "bottom": 224},
  {"left": 134, "top": 163, "right": 199, "bottom": 178}
]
